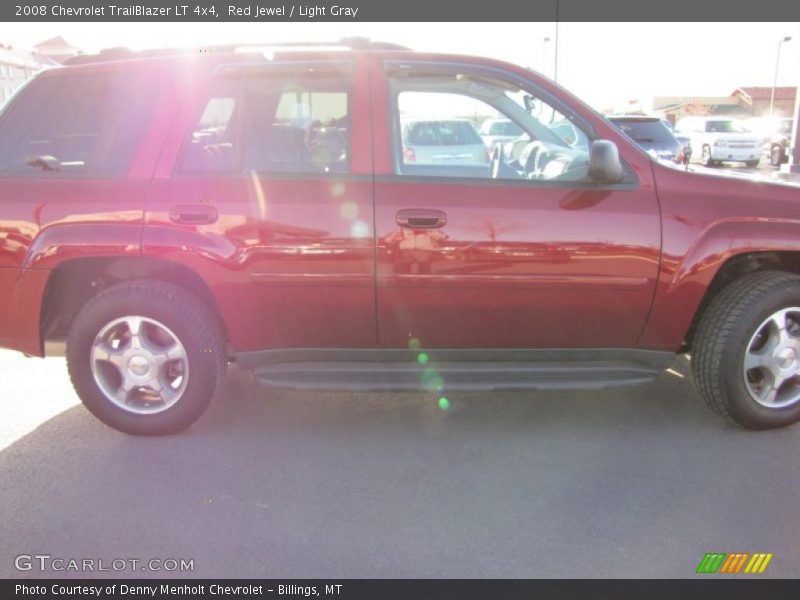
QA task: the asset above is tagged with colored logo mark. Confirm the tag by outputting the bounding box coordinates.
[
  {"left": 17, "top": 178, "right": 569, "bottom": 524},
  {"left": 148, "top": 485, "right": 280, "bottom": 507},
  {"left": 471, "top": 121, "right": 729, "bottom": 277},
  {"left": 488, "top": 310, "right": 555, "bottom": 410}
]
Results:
[{"left": 696, "top": 552, "right": 773, "bottom": 574}]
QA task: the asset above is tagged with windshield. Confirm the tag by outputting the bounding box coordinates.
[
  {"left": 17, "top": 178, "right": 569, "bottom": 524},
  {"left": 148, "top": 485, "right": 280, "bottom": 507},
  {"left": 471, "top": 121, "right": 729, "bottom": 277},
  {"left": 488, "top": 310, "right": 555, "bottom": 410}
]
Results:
[
  {"left": 489, "top": 121, "right": 523, "bottom": 136},
  {"left": 610, "top": 119, "right": 676, "bottom": 144},
  {"left": 706, "top": 120, "right": 745, "bottom": 133}
]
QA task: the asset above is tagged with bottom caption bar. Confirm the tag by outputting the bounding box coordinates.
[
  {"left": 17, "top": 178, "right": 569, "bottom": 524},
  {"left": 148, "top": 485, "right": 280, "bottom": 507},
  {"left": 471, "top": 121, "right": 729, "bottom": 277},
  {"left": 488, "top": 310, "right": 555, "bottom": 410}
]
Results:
[{"left": 4, "top": 580, "right": 800, "bottom": 600}]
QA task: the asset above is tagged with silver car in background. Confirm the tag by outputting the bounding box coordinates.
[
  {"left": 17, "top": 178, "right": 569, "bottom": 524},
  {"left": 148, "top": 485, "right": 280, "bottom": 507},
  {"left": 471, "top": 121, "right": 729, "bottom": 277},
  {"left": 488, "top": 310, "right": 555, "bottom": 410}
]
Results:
[{"left": 401, "top": 119, "right": 489, "bottom": 166}]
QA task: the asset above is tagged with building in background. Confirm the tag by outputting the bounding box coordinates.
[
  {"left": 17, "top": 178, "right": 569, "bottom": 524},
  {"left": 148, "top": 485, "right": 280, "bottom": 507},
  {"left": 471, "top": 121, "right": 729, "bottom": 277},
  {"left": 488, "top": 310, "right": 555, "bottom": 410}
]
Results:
[
  {"left": 732, "top": 87, "right": 796, "bottom": 117},
  {"left": 654, "top": 87, "right": 798, "bottom": 123},
  {"left": 0, "top": 45, "right": 44, "bottom": 103},
  {"left": 0, "top": 38, "right": 77, "bottom": 104},
  {"left": 33, "top": 36, "right": 81, "bottom": 64}
]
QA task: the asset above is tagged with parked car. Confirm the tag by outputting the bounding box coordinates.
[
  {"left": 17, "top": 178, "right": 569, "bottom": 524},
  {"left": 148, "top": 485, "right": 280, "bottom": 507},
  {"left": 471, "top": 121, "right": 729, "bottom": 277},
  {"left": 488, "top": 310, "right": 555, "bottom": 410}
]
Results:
[
  {"left": 2, "top": 40, "right": 800, "bottom": 435},
  {"left": 766, "top": 118, "right": 793, "bottom": 167},
  {"left": 744, "top": 116, "right": 794, "bottom": 167},
  {"left": 479, "top": 118, "right": 524, "bottom": 149},
  {"left": 606, "top": 115, "right": 685, "bottom": 163},
  {"left": 675, "top": 116, "right": 762, "bottom": 167},
  {"left": 401, "top": 118, "right": 489, "bottom": 167},
  {"left": 769, "top": 119, "right": 794, "bottom": 167}
]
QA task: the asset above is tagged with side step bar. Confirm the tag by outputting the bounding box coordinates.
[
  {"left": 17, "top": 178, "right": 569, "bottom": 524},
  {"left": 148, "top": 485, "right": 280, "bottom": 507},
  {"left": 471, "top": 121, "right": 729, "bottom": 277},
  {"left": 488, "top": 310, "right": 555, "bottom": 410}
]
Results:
[{"left": 243, "top": 349, "right": 675, "bottom": 393}]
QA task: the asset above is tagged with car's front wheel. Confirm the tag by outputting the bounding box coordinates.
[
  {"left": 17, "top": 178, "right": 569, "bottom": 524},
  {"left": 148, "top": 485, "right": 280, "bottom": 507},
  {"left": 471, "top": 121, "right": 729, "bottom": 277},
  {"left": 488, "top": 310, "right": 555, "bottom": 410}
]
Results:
[
  {"left": 745, "top": 159, "right": 760, "bottom": 168},
  {"left": 693, "top": 271, "right": 800, "bottom": 429},
  {"left": 770, "top": 145, "right": 784, "bottom": 167},
  {"left": 701, "top": 145, "right": 716, "bottom": 167},
  {"left": 67, "top": 280, "right": 226, "bottom": 435}
]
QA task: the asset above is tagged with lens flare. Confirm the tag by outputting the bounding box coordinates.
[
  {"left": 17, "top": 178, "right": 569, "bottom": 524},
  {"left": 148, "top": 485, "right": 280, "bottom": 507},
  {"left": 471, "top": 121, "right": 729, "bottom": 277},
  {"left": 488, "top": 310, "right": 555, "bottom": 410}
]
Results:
[
  {"left": 350, "top": 219, "right": 369, "bottom": 238},
  {"left": 417, "top": 353, "right": 429, "bottom": 365},
  {"left": 438, "top": 397, "right": 450, "bottom": 410},
  {"left": 339, "top": 200, "right": 358, "bottom": 220},
  {"left": 330, "top": 182, "right": 347, "bottom": 197}
]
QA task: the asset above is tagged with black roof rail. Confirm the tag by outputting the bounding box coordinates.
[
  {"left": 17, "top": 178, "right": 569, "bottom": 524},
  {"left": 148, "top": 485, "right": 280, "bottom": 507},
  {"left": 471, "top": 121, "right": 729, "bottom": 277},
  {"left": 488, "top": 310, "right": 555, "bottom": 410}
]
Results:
[{"left": 64, "top": 38, "right": 410, "bottom": 66}]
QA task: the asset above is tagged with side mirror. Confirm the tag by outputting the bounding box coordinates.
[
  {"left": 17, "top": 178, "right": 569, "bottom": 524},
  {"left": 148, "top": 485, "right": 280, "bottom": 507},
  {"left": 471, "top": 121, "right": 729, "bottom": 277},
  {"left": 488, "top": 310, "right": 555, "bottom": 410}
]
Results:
[
  {"left": 588, "top": 140, "right": 624, "bottom": 183},
  {"left": 523, "top": 94, "right": 537, "bottom": 114}
]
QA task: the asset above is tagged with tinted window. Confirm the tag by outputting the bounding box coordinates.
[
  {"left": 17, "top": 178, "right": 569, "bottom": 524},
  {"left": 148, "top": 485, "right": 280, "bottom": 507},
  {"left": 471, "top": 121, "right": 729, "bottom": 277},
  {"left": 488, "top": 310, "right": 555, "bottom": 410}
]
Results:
[
  {"left": 610, "top": 119, "right": 676, "bottom": 144},
  {"left": 244, "top": 78, "right": 350, "bottom": 174},
  {"left": 180, "top": 90, "right": 242, "bottom": 173},
  {"left": 706, "top": 120, "right": 744, "bottom": 133},
  {"left": 0, "top": 71, "right": 163, "bottom": 177},
  {"left": 180, "top": 75, "right": 351, "bottom": 174}
]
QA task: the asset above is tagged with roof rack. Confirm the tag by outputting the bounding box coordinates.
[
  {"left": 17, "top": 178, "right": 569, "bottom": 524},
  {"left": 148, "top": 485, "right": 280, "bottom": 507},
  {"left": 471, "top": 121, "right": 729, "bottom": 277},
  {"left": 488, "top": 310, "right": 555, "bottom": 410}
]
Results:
[{"left": 64, "top": 38, "right": 410, "bottom": 65}]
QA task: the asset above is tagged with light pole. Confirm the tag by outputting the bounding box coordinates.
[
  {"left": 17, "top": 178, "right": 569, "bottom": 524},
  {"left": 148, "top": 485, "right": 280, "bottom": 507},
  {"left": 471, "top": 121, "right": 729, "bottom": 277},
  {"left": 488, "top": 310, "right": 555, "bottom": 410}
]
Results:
[
  {"left": 543, "top": 37, "right": 550, "bottom": 78},
  {"left": 770, "top": 36, "right": 792, "bottom": 115},
  {"left": 553, "top": 22, "right": 559, "bottom": 83}
]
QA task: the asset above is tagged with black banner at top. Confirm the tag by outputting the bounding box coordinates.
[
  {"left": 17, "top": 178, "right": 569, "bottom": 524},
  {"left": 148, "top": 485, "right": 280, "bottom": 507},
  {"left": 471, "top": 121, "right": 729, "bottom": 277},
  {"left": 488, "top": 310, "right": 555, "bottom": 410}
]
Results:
[{"left": 3, "top": 0, "right": 800, "bottom": 22}]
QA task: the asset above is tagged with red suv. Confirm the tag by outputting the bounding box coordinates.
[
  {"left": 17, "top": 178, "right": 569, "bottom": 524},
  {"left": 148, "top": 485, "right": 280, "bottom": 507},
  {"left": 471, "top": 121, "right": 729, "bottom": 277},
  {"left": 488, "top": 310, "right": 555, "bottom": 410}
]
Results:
[{"left": 1, "top": 40, "right": 800, "bottom": 435}]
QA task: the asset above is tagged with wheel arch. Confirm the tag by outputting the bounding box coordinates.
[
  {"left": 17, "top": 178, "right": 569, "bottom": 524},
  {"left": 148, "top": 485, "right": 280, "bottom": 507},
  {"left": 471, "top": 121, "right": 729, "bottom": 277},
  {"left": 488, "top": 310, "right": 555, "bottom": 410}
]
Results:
[
  {"left": 682, "top": 251, "right": 800, "bottom": 352},
  {"left": 40, "top": 256, "right": 229, "bottom": 355}
]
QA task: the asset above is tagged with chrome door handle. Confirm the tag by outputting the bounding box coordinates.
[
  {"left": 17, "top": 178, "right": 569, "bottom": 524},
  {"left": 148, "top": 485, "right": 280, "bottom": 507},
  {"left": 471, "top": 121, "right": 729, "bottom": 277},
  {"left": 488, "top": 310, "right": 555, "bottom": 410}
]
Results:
[
  {"left": 396, "top": 209, "right": 447, "bottom": 229},
  {"left": 169, "top": 205, "right": 219, "bottom": 225}
]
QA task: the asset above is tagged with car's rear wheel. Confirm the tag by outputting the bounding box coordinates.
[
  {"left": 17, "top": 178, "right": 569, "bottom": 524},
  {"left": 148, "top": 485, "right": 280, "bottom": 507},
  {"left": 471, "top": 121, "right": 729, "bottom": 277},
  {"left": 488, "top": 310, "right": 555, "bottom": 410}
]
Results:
[
  {"left": 692, "top": 271, "right": 800, "bottom": 429},
  {"left": 67, "top": 280, "right": 226, "bottom": 435},
  {"left": 745, "top": 159, "right": 760, "bottom": 168},
  {"left": 701, "top": 145, "right": 716, "bottom": 167}
]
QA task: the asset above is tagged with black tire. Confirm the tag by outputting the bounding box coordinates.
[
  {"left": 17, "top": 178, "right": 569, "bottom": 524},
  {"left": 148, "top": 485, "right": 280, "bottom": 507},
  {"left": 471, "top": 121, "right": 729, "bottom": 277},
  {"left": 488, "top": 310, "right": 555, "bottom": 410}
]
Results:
[
  {"left": 701, "top": 145, "right": 716, "bottom": 167},
  {"left": 770, "top": 145, "right": 783, "bottom": 167},
  {"left": 67, "top": 280, "right": 227, "bottom": 435},
  {"left": 692, "top": 271, "right": 800, "bottom": 430},
  {"left": 745, "top": 159, "right": 760, "bottom": 168}
]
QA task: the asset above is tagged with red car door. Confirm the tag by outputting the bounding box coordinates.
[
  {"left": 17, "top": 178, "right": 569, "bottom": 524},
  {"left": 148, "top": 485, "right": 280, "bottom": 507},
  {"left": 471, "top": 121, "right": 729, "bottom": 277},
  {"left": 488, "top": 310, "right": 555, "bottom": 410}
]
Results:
[
  {"left": 144, "top": 55, "right": 376, "bottom": 353},
  {"left": 370, "top": 58, "right": 661, "bottom": 350}
]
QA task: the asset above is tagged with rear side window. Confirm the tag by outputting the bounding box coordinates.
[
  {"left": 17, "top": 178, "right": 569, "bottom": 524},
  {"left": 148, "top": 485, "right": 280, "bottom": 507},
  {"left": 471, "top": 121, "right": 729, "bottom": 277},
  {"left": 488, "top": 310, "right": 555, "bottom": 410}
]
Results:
[
  {"left": 0, "top": 71, "right": 163, "bottom": 178},
  {"left": 180, "top": 74, "right": 351, "bottom": 175},
  {"left": 404, "top": 120, "right": 482, "bottom": 146}
]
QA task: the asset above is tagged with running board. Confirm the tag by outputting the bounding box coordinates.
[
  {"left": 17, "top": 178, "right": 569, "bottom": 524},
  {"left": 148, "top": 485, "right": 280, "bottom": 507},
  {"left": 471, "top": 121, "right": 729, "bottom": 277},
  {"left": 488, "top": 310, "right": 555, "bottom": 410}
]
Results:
[{"left": 251, "top": 359, "right": 666, "bottom": 392}]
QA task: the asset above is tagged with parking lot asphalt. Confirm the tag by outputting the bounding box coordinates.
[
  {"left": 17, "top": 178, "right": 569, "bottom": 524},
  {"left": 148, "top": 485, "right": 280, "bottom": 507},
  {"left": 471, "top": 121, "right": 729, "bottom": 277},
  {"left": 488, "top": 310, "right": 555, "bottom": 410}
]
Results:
[{"left": 1, "top": 348, "right": 799, "bottom": 579}]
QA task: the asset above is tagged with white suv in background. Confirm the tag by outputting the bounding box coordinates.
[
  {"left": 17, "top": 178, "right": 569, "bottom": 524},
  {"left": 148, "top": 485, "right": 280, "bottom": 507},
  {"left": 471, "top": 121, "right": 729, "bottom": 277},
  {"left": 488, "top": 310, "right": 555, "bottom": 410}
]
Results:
[
  {"left": 675, "top": 116, "right": 762, "bottom": 168},
  {"left": 479, "top": 118, "right": 524, "bottom": 149}
]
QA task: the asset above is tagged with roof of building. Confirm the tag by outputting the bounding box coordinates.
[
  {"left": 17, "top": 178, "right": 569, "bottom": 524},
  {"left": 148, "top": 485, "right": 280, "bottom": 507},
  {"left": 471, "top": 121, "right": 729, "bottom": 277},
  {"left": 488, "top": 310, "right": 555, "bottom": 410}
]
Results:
[
  {"left": 33, "top": 36, "right": 75, "bottom": 49},
  {"left": 734, "top": 86, "right": 797, "bottom": 102},
  {"left": 0, "top": 47, "right": 48, "bottom": 69}
]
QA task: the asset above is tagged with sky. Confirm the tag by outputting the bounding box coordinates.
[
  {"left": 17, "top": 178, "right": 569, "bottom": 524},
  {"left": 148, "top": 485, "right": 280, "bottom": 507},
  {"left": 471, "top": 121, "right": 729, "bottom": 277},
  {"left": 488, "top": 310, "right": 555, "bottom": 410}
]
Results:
[{"left": 3, "top": 21, "right": 799, "bottom": 111}]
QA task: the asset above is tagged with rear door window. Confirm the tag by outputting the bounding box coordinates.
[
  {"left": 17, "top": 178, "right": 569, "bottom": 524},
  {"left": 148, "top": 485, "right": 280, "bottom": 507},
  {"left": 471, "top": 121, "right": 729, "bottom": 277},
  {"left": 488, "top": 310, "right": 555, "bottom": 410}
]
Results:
[
  {"left": 180, "top": 86, "right": 242, "bottom": 173},
  {"left": 244, "top": 77, "right": 350, "bottom": 174},
  {"left": 178, "top": 73, "right": 351, "bottom": 175}
]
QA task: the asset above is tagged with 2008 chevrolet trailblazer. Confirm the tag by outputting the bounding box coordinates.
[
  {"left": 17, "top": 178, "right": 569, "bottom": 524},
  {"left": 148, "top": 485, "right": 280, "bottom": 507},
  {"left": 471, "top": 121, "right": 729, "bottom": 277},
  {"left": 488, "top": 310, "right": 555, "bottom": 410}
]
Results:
[{"left": 1, "top": 39, "right": 799, "bottom": 435}]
